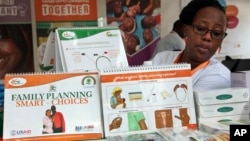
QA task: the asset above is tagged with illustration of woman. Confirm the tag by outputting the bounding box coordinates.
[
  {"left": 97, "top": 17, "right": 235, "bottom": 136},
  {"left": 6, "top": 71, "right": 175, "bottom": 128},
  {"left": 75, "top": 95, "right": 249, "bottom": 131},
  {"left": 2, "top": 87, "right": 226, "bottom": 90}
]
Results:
[{"left": 110, "top": 86, "right": 126, "bottom": 109}]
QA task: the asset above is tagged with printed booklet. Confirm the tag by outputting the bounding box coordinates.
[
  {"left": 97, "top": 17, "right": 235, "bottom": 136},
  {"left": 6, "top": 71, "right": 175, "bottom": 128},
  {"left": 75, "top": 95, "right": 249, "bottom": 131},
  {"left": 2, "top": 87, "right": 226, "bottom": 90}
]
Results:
[
  {"left": 100, "top": 64, "right": 197, "bottom": 137},
  {"left": 3, "top": 72, "right": 103, "bottom": 141},
  {"left": 54, "top": 26, "right": 129, "bottom": 72}
]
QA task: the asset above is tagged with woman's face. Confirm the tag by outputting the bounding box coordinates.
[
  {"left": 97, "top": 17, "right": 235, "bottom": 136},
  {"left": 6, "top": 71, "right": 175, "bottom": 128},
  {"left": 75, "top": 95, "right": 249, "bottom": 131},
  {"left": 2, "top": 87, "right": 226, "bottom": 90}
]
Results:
[
  {"left": 0, "top": 39, "right": 22, "bottom": 78},
  {"left": 46, "top": 110, "right": 51, "bottom": 116},
  {"left": 184, "top": 7, "right": 227, "bottom": 63}
]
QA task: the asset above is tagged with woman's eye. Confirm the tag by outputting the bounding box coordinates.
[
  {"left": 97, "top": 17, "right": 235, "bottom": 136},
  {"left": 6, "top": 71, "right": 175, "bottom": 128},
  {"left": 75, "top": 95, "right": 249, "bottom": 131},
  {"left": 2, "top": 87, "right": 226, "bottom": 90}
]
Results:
[
  {"left": 197, "top": 26, "right": 206, "bottom": 32},
  {"left": 213, "top": 31, "right": 223, "bottom": 37}
]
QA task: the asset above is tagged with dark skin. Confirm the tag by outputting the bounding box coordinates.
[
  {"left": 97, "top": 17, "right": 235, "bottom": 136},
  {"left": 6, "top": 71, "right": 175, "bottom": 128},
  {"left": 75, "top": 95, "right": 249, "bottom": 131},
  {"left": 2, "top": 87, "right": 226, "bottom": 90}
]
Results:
[
  {"left": 179, "top": 7, "right": 227, "bottom": 70},
  {"left": 0, "top": 39, "right": 22, "bottom": 79}
]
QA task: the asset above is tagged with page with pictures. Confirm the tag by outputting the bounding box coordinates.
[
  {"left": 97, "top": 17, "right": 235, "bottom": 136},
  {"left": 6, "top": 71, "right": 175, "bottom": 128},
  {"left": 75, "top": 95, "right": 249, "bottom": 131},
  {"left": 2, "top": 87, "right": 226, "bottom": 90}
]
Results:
[{"left": 100, "top": 64, "right": 197, "bottom": 137}]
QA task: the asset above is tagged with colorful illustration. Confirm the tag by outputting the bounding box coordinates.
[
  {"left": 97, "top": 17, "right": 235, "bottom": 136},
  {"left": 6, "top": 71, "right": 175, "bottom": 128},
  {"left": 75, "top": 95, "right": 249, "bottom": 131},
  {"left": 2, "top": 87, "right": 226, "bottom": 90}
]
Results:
[
  {"left": 106, "top": 0, "right": 161, "bottom": 65},
  {"left": 174, "top": 108, "right": 190, "bottom": 127},
  {"left": 155, "top": 109, "right": 173, "bottom": 128},
  {"left": 100, "top": 38, "right": 196, "bottom": 137},
  {"left": 109, "top": 116, "right": 123, "bottom": 131},
  {"left": 174, "top": 83, "right": 188, "bottom": 102},
  {"left": 110, "top": 87, "right": 126, "bottom": 109},
  {"left": 127, "top": 111, "right": 148, "bottom": 131}
]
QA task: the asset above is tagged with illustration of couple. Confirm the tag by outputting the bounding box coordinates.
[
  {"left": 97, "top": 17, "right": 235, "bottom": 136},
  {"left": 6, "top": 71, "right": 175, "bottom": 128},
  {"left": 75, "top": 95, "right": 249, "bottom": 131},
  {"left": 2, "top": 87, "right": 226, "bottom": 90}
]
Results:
[{"left": 42, "top": 105, "right": 65, "bottom": 134}]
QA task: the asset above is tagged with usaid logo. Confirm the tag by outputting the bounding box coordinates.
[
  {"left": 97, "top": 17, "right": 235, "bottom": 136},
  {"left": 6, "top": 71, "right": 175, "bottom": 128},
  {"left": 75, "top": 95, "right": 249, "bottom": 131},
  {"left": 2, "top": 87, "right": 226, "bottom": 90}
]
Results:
[
  {"left": 8, "top": 78, "right": 27, "bottom": 86},
  {"left": 10, "top": 130, "right": 31, "bottom": 136}
]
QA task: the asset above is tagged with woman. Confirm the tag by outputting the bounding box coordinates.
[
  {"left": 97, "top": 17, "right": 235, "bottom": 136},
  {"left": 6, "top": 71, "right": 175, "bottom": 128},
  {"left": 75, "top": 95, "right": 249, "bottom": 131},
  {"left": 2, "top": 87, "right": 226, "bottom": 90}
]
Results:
[
  {"left": 152, "top": 0, "right": 230, "bottom": 91},
  {"left": 42, "top": 109, "right": 53, "bottom": 134},
  {"left": 110, "top": 87, "right": 123, "bottom": 109},
  {"left": 0, "top": 24, "right": 34, "bottom": 79}
]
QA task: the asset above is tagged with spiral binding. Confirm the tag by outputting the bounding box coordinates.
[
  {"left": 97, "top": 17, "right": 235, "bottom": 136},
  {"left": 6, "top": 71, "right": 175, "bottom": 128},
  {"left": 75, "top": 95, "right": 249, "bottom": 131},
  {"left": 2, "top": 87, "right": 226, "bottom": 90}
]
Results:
[
  {"left": 101, "top": 63, "right": 191, "bottom": 73},
  {"left": 56, "top": 26, "right": 119, "bottom": 31},
  {"left": 4, "top": 71, "right": 96, "bottom": 76}
]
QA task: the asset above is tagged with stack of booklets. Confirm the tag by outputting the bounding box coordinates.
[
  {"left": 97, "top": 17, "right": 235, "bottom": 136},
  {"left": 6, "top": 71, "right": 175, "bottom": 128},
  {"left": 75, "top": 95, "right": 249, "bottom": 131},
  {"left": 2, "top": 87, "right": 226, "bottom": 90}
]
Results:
[
  {"left": 3, "top": 72, "right": 103, "bottom": 141},
  {"left": 194, "top": 87, "right": 250, "bottom": 127},
  {"left": 100, "top": 64, "right": 197, "bottom": 137}
]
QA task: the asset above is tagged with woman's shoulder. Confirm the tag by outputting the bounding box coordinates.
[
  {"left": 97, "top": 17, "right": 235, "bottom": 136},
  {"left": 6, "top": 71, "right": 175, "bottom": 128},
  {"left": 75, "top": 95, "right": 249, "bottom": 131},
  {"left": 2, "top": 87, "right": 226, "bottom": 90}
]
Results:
[
  {"left": 152, "top": 51, "right": 181, "bottom": 65},
  {"left": 156, "top": 50, "right": 181, "bottom": 57},
  {"left": 206, "top": 57, "right": 231, "bottom": 74}
]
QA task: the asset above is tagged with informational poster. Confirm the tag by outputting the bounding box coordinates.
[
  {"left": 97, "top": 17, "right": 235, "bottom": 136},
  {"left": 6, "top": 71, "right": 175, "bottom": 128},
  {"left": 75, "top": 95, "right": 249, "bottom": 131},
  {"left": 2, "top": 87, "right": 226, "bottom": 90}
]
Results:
[
  {"left": 215, "top": 0, "right": 250, "bottom": 59},
  {"left": 106, "top": 0, "right": 161, "bottom": 66},
  {"left": 34, "top": 0, "right": 98, "bottom": 71},
  {"left": 0, "top": 0, "right": 34, "bottom": 81},
  {"left": 4, "top": 72, "right": 103, "bottom": 140},
  {"left": 0, "top": 0, "right": 31, "bottom": 22},
  {"left": 100, "top": 64, "right": 197, "bottom": 137}
]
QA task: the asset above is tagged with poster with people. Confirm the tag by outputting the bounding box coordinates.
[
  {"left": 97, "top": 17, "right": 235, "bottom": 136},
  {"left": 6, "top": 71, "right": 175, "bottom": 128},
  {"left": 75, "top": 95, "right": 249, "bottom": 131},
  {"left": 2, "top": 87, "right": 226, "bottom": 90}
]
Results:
[
  {"left": 0, "top": 0, "right": 34, "bottom": 81},
  {"left": 106, "top": 0, "right": 161, "bottom": 66},
  {"left": 3, "top": 72, "right": 103, "bottom": 140},
  {"left": 34, "top": 0, "right": 98, "bottom": 72}
]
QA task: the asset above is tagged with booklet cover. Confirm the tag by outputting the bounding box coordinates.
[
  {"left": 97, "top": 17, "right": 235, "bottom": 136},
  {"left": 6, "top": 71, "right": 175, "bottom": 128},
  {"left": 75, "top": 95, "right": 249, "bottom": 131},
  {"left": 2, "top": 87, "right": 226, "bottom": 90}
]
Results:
[
  {"left": 100, "top": 64, "right": 197, "bottom": 137},
  {"left": 3, "top": 72, "right": 103, "bottom": 141}
]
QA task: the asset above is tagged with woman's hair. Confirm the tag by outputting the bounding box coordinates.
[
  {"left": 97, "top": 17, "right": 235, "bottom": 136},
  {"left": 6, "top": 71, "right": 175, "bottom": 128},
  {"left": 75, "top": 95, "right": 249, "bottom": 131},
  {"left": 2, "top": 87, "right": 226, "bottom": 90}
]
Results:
[
  {"left": 173, "top": 19, "right": 185, "bottom": 38},
  {"left": 112, "top": 87, "right": 122, "bottom": 95},
  {"left": 45, "top": 109, "right": 51, "bottom": 115},
  {"left": 0, "top": 24, "right": 34, "bottom": 73},
  {"left": 179, "top": 0, "right": 226, "bottom": 25}
]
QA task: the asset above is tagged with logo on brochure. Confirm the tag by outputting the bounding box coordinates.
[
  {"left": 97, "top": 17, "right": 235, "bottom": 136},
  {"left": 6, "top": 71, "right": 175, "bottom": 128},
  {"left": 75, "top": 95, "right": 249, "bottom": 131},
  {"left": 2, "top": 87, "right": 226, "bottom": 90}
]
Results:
[
  {"left": 10, "top": 129, "right": 31, "bottom": 136},
  {"left": 8, "top": 77, "right": 27, "bottom": 86},
  {"left": 82, "top": 76, "right": 96, "bottom": 87},
  {"left": 62, "top": 31, "right": 75, "bottom": 39},
  {"left": 75, "top": 125, "right": 94, "bottom": 132},
  {"left": 49, "top": 84, "right": 57, "bottom": 92},
  {"left": 106, "top": 31, "right": 118, "bottom": 37}
]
